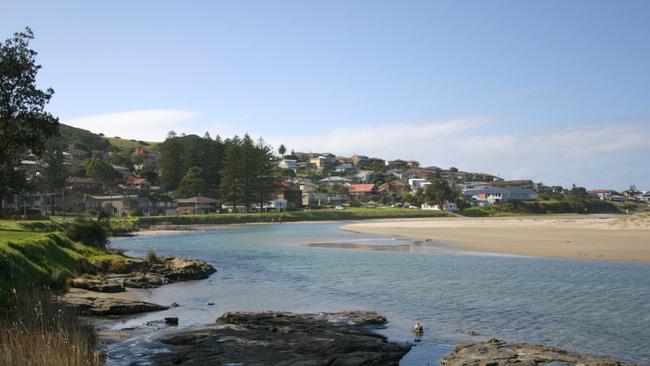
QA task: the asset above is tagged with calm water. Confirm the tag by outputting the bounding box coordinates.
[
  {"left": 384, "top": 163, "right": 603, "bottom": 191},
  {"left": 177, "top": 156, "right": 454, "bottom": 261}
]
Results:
[{"left": 107, "top": 222, "right": 650, "bottom": 365}]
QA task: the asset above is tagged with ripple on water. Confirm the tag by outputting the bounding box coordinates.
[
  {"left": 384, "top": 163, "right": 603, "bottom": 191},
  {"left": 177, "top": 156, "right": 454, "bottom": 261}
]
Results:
[{"left": 108, "top": 223, "right": 650, "bottom": 365}]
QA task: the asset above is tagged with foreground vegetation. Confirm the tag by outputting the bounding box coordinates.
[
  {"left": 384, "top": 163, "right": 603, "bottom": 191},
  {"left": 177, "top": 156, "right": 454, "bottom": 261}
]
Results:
[
  {"left": 0, "top": 219, "right": 127, "bottom": 310},
  {"left": 0, "top": 289, "right": 101, "bottom": 366},
  {"left": 460, "top": 197, "right": 623, "bottom": 217}
]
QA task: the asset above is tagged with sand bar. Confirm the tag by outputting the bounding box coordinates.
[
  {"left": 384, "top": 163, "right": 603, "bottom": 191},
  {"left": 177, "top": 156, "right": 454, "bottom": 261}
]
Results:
[{"left": 341, "top": 214, "right": 650, "bottom": 262}]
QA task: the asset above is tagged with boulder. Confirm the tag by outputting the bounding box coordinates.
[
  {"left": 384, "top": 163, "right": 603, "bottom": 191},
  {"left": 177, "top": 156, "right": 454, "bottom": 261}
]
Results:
[
  {"left": 442, "top": 338, "right": 636, "bottom": 366},
  {"left": 59, "top": 292, "right": 169, "bottom": 316},
  {"left": 151, "top": 311, "right": 410, "bottom": 365},
  {"left": 72, "top": 277, "right": 125, "bottom": 293}
]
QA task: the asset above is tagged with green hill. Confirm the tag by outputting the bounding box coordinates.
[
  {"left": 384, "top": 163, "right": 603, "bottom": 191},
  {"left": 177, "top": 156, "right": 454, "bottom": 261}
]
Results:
[{"left": 58, "top": 124, "right": 158, "bottom": 153}]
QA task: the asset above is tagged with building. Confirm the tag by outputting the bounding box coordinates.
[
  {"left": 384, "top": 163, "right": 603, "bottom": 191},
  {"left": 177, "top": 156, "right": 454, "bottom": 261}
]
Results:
[
  {"left": 310, "top": 156, "right": 327, "bottom": 170},
  {"left": 278, "top": 159, "right": 298, "bottom": 170},
  {"left": 589, "top": 189, "right": 616, "bottom": 201},
  {"left": 354, "top": 170, "right": 374, "bottom": 183},
  {"left": 351, "top": 155, "right": 370, "bottom": 167},
  {"left": 463, "top": 186, "right": 538, "bottom": 204},
  {"left": 422, "top": 202, "right": 458, "bottom": 211},
  {"left": 67, "top": 177, "right": 102, "bottom": 193},
  {"left": 334, "top": 163, "right": 355, "bottom": 173},
  {"left": 302, "top": 192, "right": 349, "bottom": 207},
  {"left": 408, "top": 178, "right": 431, "bottom": 190},
  {"left": 176, "top": 196, "right": 220, "bottom": 215},
  {"left": 272, "top": 180, "right": 302, "bottom": 209},
  {"left": 84, "top": 195, "right": 132, "bottom": 216},
  {"left": 348, "top": 184, "right": 376, "bottom": 197},
  {"left": 121, "top": 175, "right": 151, "bottom": 193},
  {"left": 318, "top": 176, "right": 351, "bottom": 186},
  {"left": 377, "top": 181, "right": 408, "bottom": 194}
]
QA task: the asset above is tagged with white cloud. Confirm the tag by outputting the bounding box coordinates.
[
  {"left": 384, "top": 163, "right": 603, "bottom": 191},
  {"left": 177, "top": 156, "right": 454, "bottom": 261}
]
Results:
[
  {"left": 65, "top": 109, "right": 199, "bottom": 141},
  {"left": 268, "top": 119, "right": 650, "bottom": 189}
]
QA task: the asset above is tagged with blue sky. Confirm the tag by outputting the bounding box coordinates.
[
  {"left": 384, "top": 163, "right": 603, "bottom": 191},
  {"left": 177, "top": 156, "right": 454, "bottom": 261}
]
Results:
[{"left": 4, "top": 0, "right": 649, "bottom": 189}]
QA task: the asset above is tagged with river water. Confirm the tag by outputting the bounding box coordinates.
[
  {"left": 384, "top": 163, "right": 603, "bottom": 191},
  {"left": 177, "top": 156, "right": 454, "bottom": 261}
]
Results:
[{"left": 107, "top": 222, "right": 650, "bottom": 365}]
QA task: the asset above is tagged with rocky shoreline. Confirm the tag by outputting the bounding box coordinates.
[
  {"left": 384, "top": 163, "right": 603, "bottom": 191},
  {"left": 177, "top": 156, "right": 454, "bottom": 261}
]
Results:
[{"left": 59, "top": 255, "right": 215, "bottom": 316}]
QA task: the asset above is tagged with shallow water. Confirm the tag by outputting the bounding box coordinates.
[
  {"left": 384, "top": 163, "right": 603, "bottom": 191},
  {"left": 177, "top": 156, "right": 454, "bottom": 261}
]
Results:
[{"left": 108, "top": 222, "right": 650, "bottom": 365}]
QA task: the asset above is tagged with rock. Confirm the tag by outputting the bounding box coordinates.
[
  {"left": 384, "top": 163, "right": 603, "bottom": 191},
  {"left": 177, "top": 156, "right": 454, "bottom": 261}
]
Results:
[
  {"left": 442, "top": 339, "right": 636, "bottom": 366},
  {"left": 206, "top": 302, "right": 215, "bottom": 306},
  {"left": 164, "top": 317, "right": 179, "bottom": 325},
  {"left": 72, "top": 277, "right": 125, "bottom": 293},
  {"left": 58, "top": 292, "right": 169, "bottom": 316},
  {"left": 150, "top": 311, "right": 410, "bottom": 365},
  {"left": 467, "top": 330, "right": 480, "bottom": 336},
  {"left": 72, "top": 256, "right": 217, "bottom": 293},
  {"left": 170, "top": 302, "right": 180, "bottom": 308}
]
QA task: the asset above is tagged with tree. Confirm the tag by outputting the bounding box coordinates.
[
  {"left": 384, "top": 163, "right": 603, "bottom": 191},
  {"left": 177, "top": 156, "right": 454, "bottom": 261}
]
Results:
[
  {"left": 449, "top": 167, "right": 459, "bottom": 172},
  {"left": 253, "top": 138, "right": 277, "bottom": 211},
  {"left": 278, "top": 144, "right": 286, "bottom": 157},
  {"left": 85, "top": 158, "right": 118, "bottom": 194},
  {"left": 423, "top": 179, "right": 459, "bottom": 206},
  {"left": 175, "top": 167, "right": 208, "bottom": 199},
  {"left": 0, "top": 27, "right": 59, "bottom": 209},
  {"left": 41, "top": 137, "right": 67, "bottom": 215},
  {"left": 239, "top": 134, "right": 257, "bottom": 211},
  {"left": 220, "top": 136, "right": 243, "bottom": 211}
]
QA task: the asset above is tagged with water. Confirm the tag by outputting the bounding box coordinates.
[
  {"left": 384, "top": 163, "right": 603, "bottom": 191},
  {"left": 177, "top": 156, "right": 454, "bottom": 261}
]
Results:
[{"left": 107, "top": 222, "right": 650, "bottom": 365}]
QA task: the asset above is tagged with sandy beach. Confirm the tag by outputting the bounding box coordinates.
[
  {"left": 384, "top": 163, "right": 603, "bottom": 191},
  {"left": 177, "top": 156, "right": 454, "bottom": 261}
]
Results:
[{"left": 341, "top": 214, "right": 650, "bottom": 262}]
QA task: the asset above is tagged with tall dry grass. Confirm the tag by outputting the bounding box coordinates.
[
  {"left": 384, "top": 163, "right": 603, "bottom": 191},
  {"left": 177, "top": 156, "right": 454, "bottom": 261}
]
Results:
[{"left": 0, "top": 288, "right": 102, "bottom": 366}]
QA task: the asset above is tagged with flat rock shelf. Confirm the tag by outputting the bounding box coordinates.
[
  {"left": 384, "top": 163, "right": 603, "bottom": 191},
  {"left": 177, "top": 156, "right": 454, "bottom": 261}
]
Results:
[{"left": 149, "top": 311, "right": 411, "bottom": 365}]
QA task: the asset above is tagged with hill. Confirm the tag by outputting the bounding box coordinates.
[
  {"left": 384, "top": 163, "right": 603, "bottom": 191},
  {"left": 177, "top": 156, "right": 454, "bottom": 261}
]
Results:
[{"left": 58, "top": 124, "right": 158, "bottom": 153}]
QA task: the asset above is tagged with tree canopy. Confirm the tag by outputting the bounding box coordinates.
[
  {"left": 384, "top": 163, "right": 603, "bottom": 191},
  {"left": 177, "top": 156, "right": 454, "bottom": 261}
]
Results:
[{"left": 0, "top": 27, "right": 59, "bottom": 198}]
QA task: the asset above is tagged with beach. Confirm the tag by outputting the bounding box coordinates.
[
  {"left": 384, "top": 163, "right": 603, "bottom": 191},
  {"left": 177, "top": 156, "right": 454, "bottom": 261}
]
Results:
[{"left": 341, "top": 214, "right": 650, "bottom": 262}]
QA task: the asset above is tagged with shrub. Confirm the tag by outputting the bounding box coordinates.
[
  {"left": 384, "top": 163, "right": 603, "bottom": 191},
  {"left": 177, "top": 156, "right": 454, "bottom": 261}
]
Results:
[
  {"left": 65, "top": 218, "right": 108, "bottom": 249},
  {"left": 146, "top": 249, "right": 159, "bottom": 262}
]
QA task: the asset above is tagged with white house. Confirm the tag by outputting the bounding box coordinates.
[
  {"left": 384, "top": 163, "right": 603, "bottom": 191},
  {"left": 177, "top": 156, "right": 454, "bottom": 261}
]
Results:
[
  {"left": 421, "top": 202, "right": 458, "bottom": 211},
  {"left": 278, "top": 159, "right": 298, "bottom": 170},
  {"left": 334, "top": 163, "right": 355, "bottom": 172},
  {"left": 408, "top": 178, "right": 430, "bottom": 190},
  {"left": 463, "top": 186, "right": 537, "bottom": 204}
]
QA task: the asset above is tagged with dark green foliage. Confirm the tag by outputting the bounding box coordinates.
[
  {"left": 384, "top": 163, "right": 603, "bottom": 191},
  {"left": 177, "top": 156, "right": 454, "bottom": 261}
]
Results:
[
  {"left": 158, "top": 133, "right": 224, "bottom": 193},
  {"left": 175, "top": 167, "right": 209, "bottom": 199},
  {"left": 422, "top": 179, "right": 460, "bottom": 205},
  {"left": 85, "top": 157, "right": 119, "bottom": 193},
  {"left": 460, "top": 198, "right": 619, "bottom": 216},
  {"left": 0, "top": 27, "right": 59, "bottom": 198},
  {"left": 64, "top": 218, "right": 108, "bottom": 249}
]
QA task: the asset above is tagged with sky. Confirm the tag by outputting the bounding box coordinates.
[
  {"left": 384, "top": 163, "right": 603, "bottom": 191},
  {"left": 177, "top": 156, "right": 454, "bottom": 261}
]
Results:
[{"left": 3, "top": 0, "right": 649, "bottom": 190}]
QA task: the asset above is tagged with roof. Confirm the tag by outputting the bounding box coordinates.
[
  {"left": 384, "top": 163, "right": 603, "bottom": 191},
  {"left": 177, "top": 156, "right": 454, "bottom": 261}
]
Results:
[
  {"left": 349, "top": 184, "right": 375, "bottom": 193},
  {"left": 68, "top": 177, "right": 99, "bottom": 184},
  {"left": 125, "top": 175, "right": 150, "bottom": 185},
  {"left": 176, "top": 196, "right": 219, "bottom": 204}
]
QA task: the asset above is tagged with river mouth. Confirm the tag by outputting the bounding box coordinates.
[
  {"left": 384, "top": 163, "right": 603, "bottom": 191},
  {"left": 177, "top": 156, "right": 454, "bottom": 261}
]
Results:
[{"left": 104, "top": 222, "right": 650, "bottom": 365}]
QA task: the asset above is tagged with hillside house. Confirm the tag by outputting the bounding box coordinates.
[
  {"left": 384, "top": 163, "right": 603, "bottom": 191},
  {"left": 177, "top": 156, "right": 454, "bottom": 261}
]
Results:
[{"left": 348, "top": 184, "right": 376, "bottom": 197}]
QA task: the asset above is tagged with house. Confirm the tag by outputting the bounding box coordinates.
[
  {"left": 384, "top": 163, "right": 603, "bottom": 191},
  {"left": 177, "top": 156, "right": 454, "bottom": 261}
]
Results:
[
  {"left": 334, "top": 163, "right": 355, "bottom": 173},
  {"left": 310, "top": 156, "right": 327, "bottom": 170},
  {"left": 298, "top": 179, "right": 317, "bottom": 193},
  {"left": 354, "top": 170, "right": 374, "bottom": 183},
  {"left": 302, "top": 192, "right": 349, "bottom": 207},
  {"left": 84, "top": 195, "right": 132, "bottom": 216},
  {"left": 351, "top": 155, "right": 370, "bottom": 167},
  {"left": 589, "top": 189, "right": 617, "bottom": 200},
  {"left": 67, "top": 177, "right": 102, "bottom": 193},
  {"left": 176, "top": 196, "right": 220, "bottom": 215},
  {"left": 422, "top": 202, "right": 458, "bottom": 211},
  {"left": 408, "top": 178, "right": 431, "bottom": 190},
  {"left": 278, "top": 159, "right": 298, "bottom": 170},
  {"left": 348, "top": 184, "right": 376, "bottom": 197},
  {"left": 377, "top": 181, "right": 408, "bottom": 194},
  {"left": 272, "top": 180, "right": 302, "bottom": 209},
  {"left": 318, "top": 176, "right": 351, "bottom": 186},
  {"left": 121, "top": 175, "right": 151, "bottom": 193},
  {"left": 405, "top": 160, "right": 420, "bottom": 168},
  {"left": 70, "top": 149, "right": 87, "bottom": 161},
  {"left": 132, "top": 147, "right": 159, "bottom": 159},
  {"left": 463, "top": 186, "right": 538, "bottom": 204}
]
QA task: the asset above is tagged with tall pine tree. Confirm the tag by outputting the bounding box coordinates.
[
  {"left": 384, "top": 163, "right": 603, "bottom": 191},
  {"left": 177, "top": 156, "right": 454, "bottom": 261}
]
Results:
[{"left": 219, "top": 136, "right": 243, "bottom": 211}]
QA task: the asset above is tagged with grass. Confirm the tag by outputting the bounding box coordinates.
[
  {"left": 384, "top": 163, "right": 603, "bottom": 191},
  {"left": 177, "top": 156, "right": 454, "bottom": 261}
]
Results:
[
  {"left": 0, "top": 289, "right": 101, "bottom": 366},
  {"left": 0, "top": 219, "right": 128, "bottom": 310},
  {"left": 106, "top": 136, "right": 158, "bottom": 152},
  {"left": 110, "top": 207, "right": 449, "bottom": 230}
]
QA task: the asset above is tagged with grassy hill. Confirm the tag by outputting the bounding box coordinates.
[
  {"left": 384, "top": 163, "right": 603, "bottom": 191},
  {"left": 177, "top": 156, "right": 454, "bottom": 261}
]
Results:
[{"left": 58, "top": 124, "right": 158, "bottom": 153}]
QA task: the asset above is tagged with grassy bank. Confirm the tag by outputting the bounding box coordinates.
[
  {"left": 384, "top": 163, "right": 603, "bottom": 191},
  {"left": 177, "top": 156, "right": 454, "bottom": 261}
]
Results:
[
  {"left": 0, "top": 220, "right": 127, "bottom": 310},
  {"left": 110, "top": 208, "right": 450, "bottom": 232}
]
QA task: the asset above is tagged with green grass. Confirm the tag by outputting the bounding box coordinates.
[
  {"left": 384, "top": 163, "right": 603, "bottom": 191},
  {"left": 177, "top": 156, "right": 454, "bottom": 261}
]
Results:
[
  {"left": 106, "top": 136, "right": 158, "bottom": 152},
  {"left": 111, "top": 208, "right": 449, "bottom": 230},
  {"left": 0, "top": 220, "right": 127, "bottom": 310}
]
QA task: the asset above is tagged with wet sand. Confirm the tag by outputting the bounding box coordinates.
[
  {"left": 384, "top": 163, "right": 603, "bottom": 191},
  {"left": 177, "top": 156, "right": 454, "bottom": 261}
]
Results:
[{"left": 341, "top": 214, "right": 650, "bottom": 263}]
